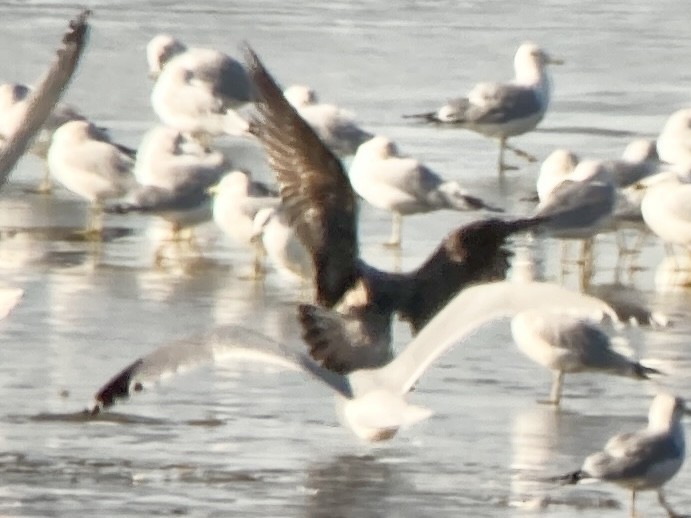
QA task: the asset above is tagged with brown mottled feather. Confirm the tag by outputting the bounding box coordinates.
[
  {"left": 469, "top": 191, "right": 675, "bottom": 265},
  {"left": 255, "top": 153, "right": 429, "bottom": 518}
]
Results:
[
  {"left": 242, "top": 44, "right": 359, "bottom": 308},
  {"left": 0, "top": 10, "right": 90, "bottom": 189}
]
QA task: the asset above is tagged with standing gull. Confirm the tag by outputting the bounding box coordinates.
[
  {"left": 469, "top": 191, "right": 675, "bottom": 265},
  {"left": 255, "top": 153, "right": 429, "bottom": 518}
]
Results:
[
  {"left": 558, "top": 393, "right": 689, "bottom": 518},
  {"left": 349, "top": 135, "right": 502, "bottom": 247},
  {"left": 404, "top": 42, "right": 562, "bottom": 175},
  {"left": 0, "top": 10, "right": 90, "bottom": 191},
  {"left": 88, "top": 280, "right": 617, "bottom": 442},
  {"left": 243, "top": 44, "right": 544, "bottom": 371},
  {"left": 209, "top": 170, "right": 282, "bottom": 278},
  {"left": 511, "top": 310, "right": 659, "bottom": 405},
  {"left": 148, "top": 34, "right": 253, "bottom": 145},
  {"left": 283, "top": 85, "right": 373, "bottom": 157},
  {"left": 47, "top": 120, "right": 136, "bottom": 235}
]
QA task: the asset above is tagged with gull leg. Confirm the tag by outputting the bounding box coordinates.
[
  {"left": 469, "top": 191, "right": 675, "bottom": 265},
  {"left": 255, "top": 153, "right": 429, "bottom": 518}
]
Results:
[
  {"left": 252, "top": 238, "right": 266, "bottom": 279},
  {"left": 36, "top": 165, "right": 54, "bottom": 194},
  {"left": 539, "top": 370, "right": 563, "bottom": 405},
  {"left": 631, "top": 490, "right": 637, "bottom": 517},
  {"left": 658, "top": 488, "right": 684, "bottom": 518},
  {"left": 559, "top": 240, "right": 570, "bottom": 284},
  {"left": 498, "top": 137, "right": 519, "bottom": 175},
  {"left": 505, "top": 141, "right": 538, "bottom": 163},
  {"left": 85, "top": 202, "right": 103, "bottom": 240},
  {"left": 384, "top": 212, "right": 402, "bottom": 249},
  {"left": 579, "top": 238, "right": 594, "bottom": 292}
]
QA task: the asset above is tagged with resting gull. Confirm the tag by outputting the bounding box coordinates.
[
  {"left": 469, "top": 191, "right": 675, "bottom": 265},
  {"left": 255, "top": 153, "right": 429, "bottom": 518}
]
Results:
[
  {"left": 511, "top": 310, "right": 659, "bottom": 405},
  {"left": 283, "top": 84, "right": 373, "bottom": 157},
  {"left": 405, "top": 42, "right": 562, "bottom": 175},
  {"left": 656, "top": 108, "right": 691, "bottom": 171},
  {"left": 148, "top": 34, "right": 253, "bottom": 145},
  {"left": 106, "top": 125, "right": 226, "bottom": 263},
  {"left": 47, "top": 120, "right": 136, "bottom": 235},
  {"left": 349, "top": 134, "right": 502, "bottom": 247}
]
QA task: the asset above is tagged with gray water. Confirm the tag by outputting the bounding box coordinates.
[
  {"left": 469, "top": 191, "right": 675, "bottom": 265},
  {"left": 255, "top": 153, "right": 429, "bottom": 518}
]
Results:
[{"left": 1, "top": 1, "right": 691, "bottom": 516}]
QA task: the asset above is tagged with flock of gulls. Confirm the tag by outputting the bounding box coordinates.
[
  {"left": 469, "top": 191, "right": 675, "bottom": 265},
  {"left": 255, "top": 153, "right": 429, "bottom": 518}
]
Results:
[{"left": 1, "top": 10, "right": 691, "bottom": 517}]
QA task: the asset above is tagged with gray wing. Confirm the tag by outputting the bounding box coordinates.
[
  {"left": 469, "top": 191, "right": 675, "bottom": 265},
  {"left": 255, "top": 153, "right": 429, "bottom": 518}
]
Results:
[
  {"left": 90, "top": 325, "right": 353, "bottom": 413},
  {"left": 539, "top": 317, "right": 618, "bottom": 365},
  {"left": 0, "top": 10, "right": 89, "bottom": 190},
  {"left": 243, "top": 44, "right": 360, "bottom": 308},
  {"left": 465, "top": 84, "right": 542, "bottom": 125},
  {"left": 535, "top": 179, "right": 615, "bottom": 231},
  {"left": 439, "top": 85, "right": 541, "bottom": 126},
  {"left": 585, "top": 432, "right": 683, "bottom": 482}
]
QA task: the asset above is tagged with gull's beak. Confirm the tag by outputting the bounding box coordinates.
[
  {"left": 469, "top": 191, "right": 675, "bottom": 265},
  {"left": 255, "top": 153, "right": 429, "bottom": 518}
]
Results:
[
  {"left": 548, "top": 56, "right": 564, "bottom": 65},
  {"left": 207, "top": 185, "right": 219, "bottom": 196}
]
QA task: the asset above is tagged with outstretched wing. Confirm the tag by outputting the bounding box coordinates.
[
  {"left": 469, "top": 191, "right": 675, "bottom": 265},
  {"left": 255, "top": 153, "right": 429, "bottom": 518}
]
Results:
[
  {"left": 364, "top": 281, "right": 618, "bottom": 396},
  {"left": 0, "top": 10, "right": 90, "bottom": 189},
  {"left": 90, "top": 325, "right": 353, "bottom": 413},
  {"left": 242, "top": 44, "right": 359, "bottom": 308}
]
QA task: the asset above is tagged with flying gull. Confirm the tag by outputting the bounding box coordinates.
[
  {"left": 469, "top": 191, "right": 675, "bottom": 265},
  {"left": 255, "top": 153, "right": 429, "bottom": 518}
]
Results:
[
  {"left": 88, "top": 280, "right": 618, "bottom": 442},
  {"left": 243, "top": 43, "right": 545, "bottom": 372}
]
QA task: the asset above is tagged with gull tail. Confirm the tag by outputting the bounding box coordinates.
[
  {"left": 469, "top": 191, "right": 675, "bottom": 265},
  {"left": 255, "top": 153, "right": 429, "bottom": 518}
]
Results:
[
  {"left": 402, "top": 111, "right": 440, "bottom": 122},
  {"left": 633, "top": 363, "right": 663, "bottom": 380},
  {"left": 438, "top": 181, "right": 504, "bottom": 212},
  {"left": 555, "top": 469, "right": 585, "bottom": 485}
]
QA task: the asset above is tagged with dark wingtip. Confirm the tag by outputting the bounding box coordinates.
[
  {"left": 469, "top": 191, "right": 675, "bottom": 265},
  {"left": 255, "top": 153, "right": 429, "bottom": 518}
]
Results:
[
  {"left": 65, "top": 9, "right": 91, "bottom": 46},
  {"left": 90, "top": 359, "right": 144, "bottom": 414},
  {"left": 556, "top": 469, "right": 584, "bottom": 485},
  {"left": 635, "top": 363, "right": 663, "bottom": 380},
  {"left": 402, "top": 112, "right": 439, "bottom": 122},
  {"left": 103, "top": 201, "right": 133, "bottom": 214}
]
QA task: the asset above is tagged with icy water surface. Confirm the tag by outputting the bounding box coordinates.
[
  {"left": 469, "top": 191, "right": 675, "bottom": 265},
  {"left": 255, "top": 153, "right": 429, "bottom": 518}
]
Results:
[{"left": 0, "top": 1, "right": 691, "bottom": 516}]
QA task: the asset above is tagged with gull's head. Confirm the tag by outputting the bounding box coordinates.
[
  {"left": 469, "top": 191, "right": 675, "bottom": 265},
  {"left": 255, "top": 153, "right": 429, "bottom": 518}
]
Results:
[
  {"left": 537, "top": 149, "right": 579, "bottom": 200},
  {"left": 209, "top": 170, "right": 251, "bottom": 198},
  {"left": 147, "top": 34, "right": 187, "bottom": 79},
  {"left": 647, "top": 393, "right": 688, "bottom": 431},
  {"left": 0, "top": 83, "right": 30, "bottom": 109},
  {"left": 284, "top": 85, "right": 318, "bottom": 107},
  {"left": 143, "top": 125, "right": 185, "bottom": 155},
  {"left": 622, "top": 139, "right": 658, "bottom": 163},
  {"left": 568, "top": 159, "right": 612, "bottom": 184},
  {"left": 514, "top": 42, "right": 562, "bottom": 86},
  {"left": 356, "top": 135, "right": 398, "bottom": 160},
  {"left": 661, "top": 108, "right": 691, "bottom": 134},
  {"left": 338, "top": 390, "right": 432, "bottom": 442},
  {"left": 52, "top": 120, "right": 102, "bottom": 145}
]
